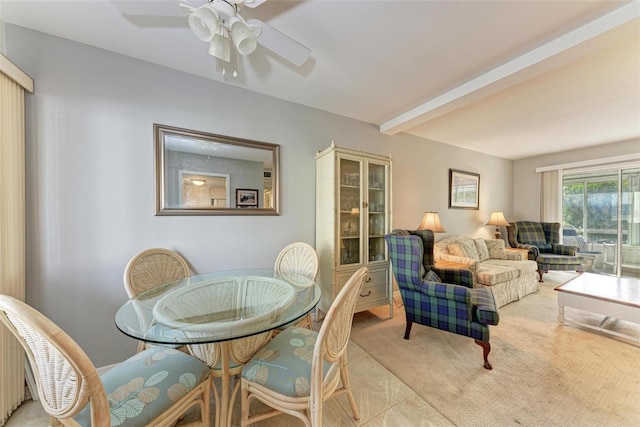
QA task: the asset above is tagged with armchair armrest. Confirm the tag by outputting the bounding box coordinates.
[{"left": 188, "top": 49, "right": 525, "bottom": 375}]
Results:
[
  {"left": 433, "top": 267, "right": 474, "bottom": 288},
  {"left": 471, "top": 288, "right": 499, "bottom": 326},
  {"left": 517, "top": 244, "right": 539, "bottom": 258},
  {"left": 552, "top": 244, "right": 579, "bottom": 256},
  {"left": 419, "top": 281, "right": 470, "bottom": 304}
]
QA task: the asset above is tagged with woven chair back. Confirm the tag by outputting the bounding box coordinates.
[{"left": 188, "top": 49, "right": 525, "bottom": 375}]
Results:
[
  {"left": 0, "top": 295, "right": 109, "bottom": 424},
  {"left": 123, "top": 248, "right": 191, "bottom": 298},
  {"left": 314, "top": 266, "right": 367, "bottom": 364},
  {"left": 274, "top": 242, "right": 319, "bottom": 287}
]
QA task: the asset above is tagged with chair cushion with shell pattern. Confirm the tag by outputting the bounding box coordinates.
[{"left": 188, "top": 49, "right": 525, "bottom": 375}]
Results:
[
  {"left": 241, "top": 327, "right": 331, "bottom": 398},
  {"left": 74, "top": 347, "right": 210, "bottom": 427}
]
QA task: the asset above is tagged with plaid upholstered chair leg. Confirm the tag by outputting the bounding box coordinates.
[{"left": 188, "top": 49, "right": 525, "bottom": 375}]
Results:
[
  {"left": 404, "top": 321, "right": 413, "bottom": 340},
  {"left": 475, "top": 340, "right": 492, "bottom": 370}
]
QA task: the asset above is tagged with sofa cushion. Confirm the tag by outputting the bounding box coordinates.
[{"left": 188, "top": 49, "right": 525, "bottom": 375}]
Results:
[
  {"left": 476, "top": 262, "right": 520, "bottom": 286},
  {"left": 449, "top": 240, "right": 479, "bottom": 260},
  {"left": 448, "top": 243, "right": 464, "bottom": 257},
  {"left": 474, "top": 239, "right": 490, "bottom": 261},
  {"left": 537, "top": 253, "right": 584, "bottom": 266},
  {"left": 536, "top": 243, "right": 553, "bottom": 253},
  {"left": 485, "top": 239, "right": 507, "bottom": 259}
]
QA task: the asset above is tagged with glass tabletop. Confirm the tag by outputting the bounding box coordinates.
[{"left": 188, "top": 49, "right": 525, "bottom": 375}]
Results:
[{"left": 114, "top": 269, "right": 321, "bottom": 345}]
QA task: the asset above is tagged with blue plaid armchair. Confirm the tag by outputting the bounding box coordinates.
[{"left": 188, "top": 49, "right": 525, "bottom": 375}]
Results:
[
  {"left": 384, "top": 229, "right": 499, "bottom": 370},
  {"left": 507, "top": 221, "right": 584, "bottom": 282}
]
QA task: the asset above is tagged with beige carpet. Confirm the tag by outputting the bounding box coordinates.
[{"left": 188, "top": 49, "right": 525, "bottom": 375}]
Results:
[{"left": 350, "top": 271, "right": 640, "bottom": 426}]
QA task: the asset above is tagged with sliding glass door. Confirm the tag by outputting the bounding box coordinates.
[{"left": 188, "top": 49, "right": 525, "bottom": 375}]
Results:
[
  {"left": 620, "top": 168, "right": 640, "bottom": 277},
  {"left": 562, "top": 167, "right": 640, "bottom": 278}
]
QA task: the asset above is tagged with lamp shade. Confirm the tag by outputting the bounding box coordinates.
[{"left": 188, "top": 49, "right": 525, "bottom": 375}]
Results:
[
  {"left": 486, "top": 211, "right": 509, "bottom": 239},
  {"left": 486, "top": 211, "right": 510, "bottom": 227},
  {"left": 417, "top": 211, "right": 446, "bottom": 233}
]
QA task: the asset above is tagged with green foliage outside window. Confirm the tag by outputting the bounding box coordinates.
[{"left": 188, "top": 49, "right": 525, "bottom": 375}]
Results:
[{"left": 563, "top": 179, "right": 621, "bottom": 243}]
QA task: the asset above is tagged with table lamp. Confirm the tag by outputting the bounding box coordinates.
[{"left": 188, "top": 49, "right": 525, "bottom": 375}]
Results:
[
  {"left": 417, "top": 211, "right": 446, "bottom": 232},
  {"left": 486, "top": 211, "right": 510, "bottom": 239}
]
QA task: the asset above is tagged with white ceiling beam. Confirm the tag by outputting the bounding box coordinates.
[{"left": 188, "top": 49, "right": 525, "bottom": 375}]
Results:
[{"left": 379, "top": 2, "right": 640, "bottom": 136}]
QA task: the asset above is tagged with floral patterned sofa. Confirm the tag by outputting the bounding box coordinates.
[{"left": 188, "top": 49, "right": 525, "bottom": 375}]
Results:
[{"left": 434, "top": 236, "right": 539, "bottom": 307}]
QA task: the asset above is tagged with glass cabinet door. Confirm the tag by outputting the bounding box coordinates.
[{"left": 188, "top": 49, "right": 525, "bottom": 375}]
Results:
[
  {"left": 339, "top": 157, "right": 361, "bottom": 266},
  {"left": 368, "top": 162, "right": 387, "bottom": 262}
]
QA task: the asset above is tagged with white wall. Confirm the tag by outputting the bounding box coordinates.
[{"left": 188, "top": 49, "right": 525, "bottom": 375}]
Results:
[
  {"left": 388, "top": 134, "right": 512, "bottom": 238},
  {"left": 512, "top": 138, "right": 640, "bottom": 222},
  {"left": 7, "top": 24, "right": 513, "bottom": 365}
]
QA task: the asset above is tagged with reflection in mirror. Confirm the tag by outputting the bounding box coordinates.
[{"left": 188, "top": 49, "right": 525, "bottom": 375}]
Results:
[{"left": 155, "top": 124, "right": 279, "bottom": 215}]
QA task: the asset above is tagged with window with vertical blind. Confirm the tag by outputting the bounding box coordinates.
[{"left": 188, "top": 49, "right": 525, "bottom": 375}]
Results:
[{"left": 0, "top": 54, "right": 32, "bottom": 426}]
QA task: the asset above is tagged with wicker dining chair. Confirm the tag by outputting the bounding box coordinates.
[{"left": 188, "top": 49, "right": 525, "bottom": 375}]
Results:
[
  {"left": 123, "top": 248, "right": 191, "bottom": 298},
  {"left": 240, "top": 266, "right": 368, "bottom": 427},
  {"left": 273, "top": 242, "right": 319, "bottom": 330},
  {"left": 123, "top": 247, "right": 191, "bottom": 352},
  {"left": 0, "top": 294, "right": 211, "bottom": 427}
]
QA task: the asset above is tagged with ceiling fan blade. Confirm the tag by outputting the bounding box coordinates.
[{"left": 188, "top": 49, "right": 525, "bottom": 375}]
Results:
[
  {"left": 242, "top": 0, "right": 269, "bottom": 9},
  {"left": 247, "top": 19, "right": 310, "bottom": 67},
  {"left": 109, "top": 0, "right": 205, "bottom": 17}
]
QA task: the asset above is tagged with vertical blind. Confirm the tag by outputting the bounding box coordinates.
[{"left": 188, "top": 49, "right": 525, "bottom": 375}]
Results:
[
  {"left": 0, "top": 55, "right": 31, "bottom": 426},
  {"left": 540, "top": 170, "right": 561, "bottom": 222}
]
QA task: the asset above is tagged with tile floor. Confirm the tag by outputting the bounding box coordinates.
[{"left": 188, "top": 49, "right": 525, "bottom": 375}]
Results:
[{"left": 5, "top": 341, "right": 453, "bottom": 426}]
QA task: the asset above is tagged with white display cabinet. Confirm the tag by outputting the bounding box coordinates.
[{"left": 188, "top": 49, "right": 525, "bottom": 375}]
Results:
[{"left": 315, "top": 143, "right": 392, "bottom": 317}]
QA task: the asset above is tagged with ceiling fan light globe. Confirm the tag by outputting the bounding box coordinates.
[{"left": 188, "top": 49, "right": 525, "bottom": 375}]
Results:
[
  {"left": 236, "top": 37, "right": 257, "bottom": 55},
  {"left": 188, "top": 6, "right": 220, "bottom": 42},
  {"left": 209, "top": 35, "right": 231, "bottom": 62},
  {"left": 230, "top": 18, "right": 257, "bottom": 55}
]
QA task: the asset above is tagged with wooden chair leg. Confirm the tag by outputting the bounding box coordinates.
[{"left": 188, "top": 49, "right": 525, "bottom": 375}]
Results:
[
  {"left": 474, "top": 339, "right": 492, "bottom": 370},
  {"left": 403, "top": 320, "right": 413, "bottom": 340}
]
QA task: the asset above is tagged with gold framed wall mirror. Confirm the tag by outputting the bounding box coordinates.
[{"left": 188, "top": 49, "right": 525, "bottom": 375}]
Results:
[{"left": 155, "top": 124, "right": 280, "bottom": 215}]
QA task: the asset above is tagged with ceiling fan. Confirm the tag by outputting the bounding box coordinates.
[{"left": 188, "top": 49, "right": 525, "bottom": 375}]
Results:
[{"left": 111, "top": 0, "right": 311, "bottom": 75}]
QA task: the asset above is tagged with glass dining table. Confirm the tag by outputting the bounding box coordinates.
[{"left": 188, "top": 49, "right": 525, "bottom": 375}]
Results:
[{"left": 114, "top": 269, "right": 321, "bottom": 427}]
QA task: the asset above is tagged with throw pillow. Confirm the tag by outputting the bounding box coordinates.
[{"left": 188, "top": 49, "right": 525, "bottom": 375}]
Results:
[
  {"left": 474, "top": 238, "right": 490, "bottom": 261},
  {"left": 448, "top": 243, "right": 465, "bottom": 258},
  {"left": 448, "top": 241, "right": 479, "bottom": 260},
  {"left": 424, "top": 270, "right": 441, "bottom": 283},
  {"left": 459, "top": 240, "right": 480, "bottom": 260},
  {"left": 486, "top": 239, "right": 507, "bottom": 259}
]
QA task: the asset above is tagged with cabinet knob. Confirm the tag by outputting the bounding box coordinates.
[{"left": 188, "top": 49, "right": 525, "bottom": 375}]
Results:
[{"left": 359, "top": 290, "right": 372, "bottom": 297}]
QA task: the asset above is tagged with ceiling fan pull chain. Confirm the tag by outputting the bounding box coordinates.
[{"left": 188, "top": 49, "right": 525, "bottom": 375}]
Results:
[{"left": 233, "top": 50, "right": 238, "bottom": 77}]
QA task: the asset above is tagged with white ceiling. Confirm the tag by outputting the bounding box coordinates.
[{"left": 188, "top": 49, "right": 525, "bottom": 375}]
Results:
[{"left": 2, "top": 0, "right": 639, "bottom": 160}]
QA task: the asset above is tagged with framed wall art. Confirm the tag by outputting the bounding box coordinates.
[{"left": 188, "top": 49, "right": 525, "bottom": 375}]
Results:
[
  {"left": 449, "top": 169, "right": 480, "bottom": 209},
  {"left": 236, "top": 189, "right": 258, "bottom": 207}
]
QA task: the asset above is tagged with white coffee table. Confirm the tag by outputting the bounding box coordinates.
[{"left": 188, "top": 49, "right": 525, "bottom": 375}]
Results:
[{"left": 555, "top": 272, "right": 640, "bottom": 342}]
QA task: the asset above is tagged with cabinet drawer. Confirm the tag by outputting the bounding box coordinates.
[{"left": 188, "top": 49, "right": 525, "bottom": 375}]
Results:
[
  {"left": 357, "top": 282, "right": 388, "bottom": 302},
  {"left": 363, "top": 268, "right": 388, "bottom": 287},
  {"left": 336, "top": 266, "right": 388, "bottom": 289}
]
